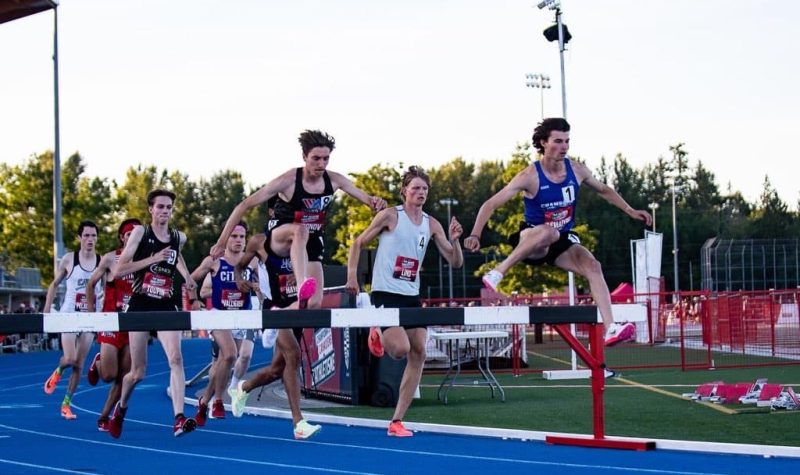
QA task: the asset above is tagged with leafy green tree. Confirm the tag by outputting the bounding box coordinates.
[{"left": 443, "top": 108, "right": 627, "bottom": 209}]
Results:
[
  {"left": 330, "top": 163, "right": 403, "bottom": 265},
  {"left": 0, "top": 151, "right": 115, "bottom": 282}
]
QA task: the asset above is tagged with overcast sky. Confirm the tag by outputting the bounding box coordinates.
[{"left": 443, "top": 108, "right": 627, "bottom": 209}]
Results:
[{"left": 1, "top": 0, "right": 798, "bottom": 207}]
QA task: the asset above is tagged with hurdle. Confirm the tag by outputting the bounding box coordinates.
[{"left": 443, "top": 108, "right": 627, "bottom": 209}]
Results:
[{"left": 0, "top": 304, "right": 655, "bottom": 451}]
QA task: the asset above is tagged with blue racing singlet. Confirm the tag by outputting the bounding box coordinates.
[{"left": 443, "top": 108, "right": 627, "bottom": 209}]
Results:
[
  {"left": 210, "top": 258, "right": 253, "bottom": 310},
  {"left": 523, "top": 159, "right": 580, "bottom": 232}
]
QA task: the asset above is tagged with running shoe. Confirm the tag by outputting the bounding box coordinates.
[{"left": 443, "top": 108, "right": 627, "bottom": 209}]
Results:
[
  {"left": 604, "top": 322, "right": 636, "bottom": 347},
  {"left": 297, "top": 277, "right": 317, "bottom": 308},
  {"left": 210, "top": 398, "right": 225, "bottom": 419},
  {"left": 368, "top": 327, "right": 384, "bottom": 358},
  {"left": 60, "top": 404, "right": 77, "bottom": 420},
  {"left": 261, "top": 328, "right": 278, "bottom": 349},
  {"left": 230, "top": 380, "right": 249, "bottom": 418},
  {"left": 481, "top": 270, "right": 503, "bottom": 292},
  {"left": 195, "top": 399, "right": 208, "bottom": 427},
  {"left": 293, "top": 419, "right": 321, "bottom": 440},
  {"left": 87, "top": 353, "right": 101, "bottom": 386},
  {"left": 97, "top": 417, "right": 110, "bottom": 432},
  {"left": 173, "top": 415, "right": 197, "bottom": 437},
  {"left": 108, "top": 402, "right": 126, "bottom": 439},
  {"left": 44, "top": 368, "right": 61, "bottom": 395},
  {"left": 387, "top": 420, "right": 413, "bottom": 437}
]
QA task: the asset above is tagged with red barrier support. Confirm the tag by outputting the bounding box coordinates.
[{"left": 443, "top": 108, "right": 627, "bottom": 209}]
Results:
[{"left": 546, "top": 324, "right": 656, "bottom": 451}]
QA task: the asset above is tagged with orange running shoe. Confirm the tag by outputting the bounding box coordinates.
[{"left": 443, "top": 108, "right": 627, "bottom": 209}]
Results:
[
  {"left": 44, "top": 368, "right": 62, "bottom": 395},
  {"left": 387, "top": 420, "right": 413, "bottom": 437},
  {"left": 368, "top": 327, "right": 384, "bottom": 358},
  {"left": 61, "top": 404, "right": 77, "bottom": 420}
]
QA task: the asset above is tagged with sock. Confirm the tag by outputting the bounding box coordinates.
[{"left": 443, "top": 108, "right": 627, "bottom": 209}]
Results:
[
  {"left": 175, "top": 413, "right": 184, "bottom": 421},
  {"left": 229, "top": 376, "right": 239, "bottom": 390},
  {"left": 55, "top": 366, "right": 63, "bottom": 375},
  {"left": 392, "top": 419, "right": 401, "bottom": 424},
  {"left": 62, "top": 393, "right": 73, "bottom": 406}
]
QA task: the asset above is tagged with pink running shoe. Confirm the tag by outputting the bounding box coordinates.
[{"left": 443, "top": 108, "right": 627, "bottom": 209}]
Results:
[
  {"left": 605, "top": 322, "right": 636, "bottom": 347},
  {"left": 297, "top": 277, "right": 317, "bottom": 309}
]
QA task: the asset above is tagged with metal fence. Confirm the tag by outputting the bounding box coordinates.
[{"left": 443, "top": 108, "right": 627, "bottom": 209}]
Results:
[{"left": 701, "top": 238, "right": 800, "bottom": 291}]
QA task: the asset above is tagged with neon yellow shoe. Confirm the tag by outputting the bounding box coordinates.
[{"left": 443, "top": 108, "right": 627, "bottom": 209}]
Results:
[{"left": 230, "top": 381, "right": 249, "bottom": 418}]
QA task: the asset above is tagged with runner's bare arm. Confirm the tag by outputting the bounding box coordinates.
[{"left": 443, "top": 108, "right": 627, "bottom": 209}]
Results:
[{"left": 43, "top": 254, "right": 71, "bottom": 312}]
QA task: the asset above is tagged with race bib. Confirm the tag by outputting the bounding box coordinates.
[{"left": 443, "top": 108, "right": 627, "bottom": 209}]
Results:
[
  {"left": 293, "top": 211, "right": 326, "bottom": 232},
  {"left": 221, "top": 288, "right": 246, "bottom": 309},
  {"left": 543, "top": 206, "right": 573, "bottom": 231},
  {"left": 141, "top": 271, "right": 173, "bottom": 300},
  {"left": 279, "top": 273, "right": 298, "bottom": 300},
  {"left": 75, "top": 292, "right": 89, "bottom": 312},
  {"left": 393, "top": 256, "right": 420, "bottom": 282}
]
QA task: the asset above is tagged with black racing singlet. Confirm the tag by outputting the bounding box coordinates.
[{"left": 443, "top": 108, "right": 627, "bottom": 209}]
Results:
[{"left": 129, "top": 225, "right": 181, "bottom": 307}]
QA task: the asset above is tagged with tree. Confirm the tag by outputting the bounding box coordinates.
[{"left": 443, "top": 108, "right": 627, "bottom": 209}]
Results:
[
  {"left": 748, "top": 176, "right": 792, "bottom": 238},
  {"left": 0, "top": 151, "right": 115, "bottom": 282}
]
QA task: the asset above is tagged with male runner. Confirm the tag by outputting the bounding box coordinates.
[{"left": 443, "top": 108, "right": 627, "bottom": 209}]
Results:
[
  {"left": 211, "top": 130, "right": 386, "bottom": 312},
  {"left": 85, "top": 218, "right": 140, "bottom": 431},
  {"left": 190, "top": 221, "right": 256, "bottom": 424},
  {"left": 227, "top": 231, "right": 322, "bottom": 440},
  {"left": 345, "top": 166, "right": 464, "bottom": 437},
  {"left": 43, "top": 220, "right": 102, "bottom": 420},
  {"left": 465, "top": 118, "right": 652, "bottom": 346},
  {"left": 106, "top": 189, "right": 198, "bottom": 438}
]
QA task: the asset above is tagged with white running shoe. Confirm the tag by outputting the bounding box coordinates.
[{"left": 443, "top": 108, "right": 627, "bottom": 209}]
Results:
[
  {"left": 261, "top": 328, "right": 278, "bottom": 349},
  {"left": 482, "top": 270, "right": 503, "bottom": 292},
  {"left": 293, "top": 419, "right": 321, "bottom": 440},
  {"left": 230, "top": 380, "right": 249, "bottom": 418}
]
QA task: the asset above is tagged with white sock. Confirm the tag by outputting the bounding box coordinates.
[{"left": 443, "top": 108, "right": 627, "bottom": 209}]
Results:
[{"left": 229, "top": 376, "right": 239, "bottom": 390}]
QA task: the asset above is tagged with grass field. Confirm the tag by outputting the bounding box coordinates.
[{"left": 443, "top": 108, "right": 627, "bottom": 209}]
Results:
[{"left": 309, "top": 341, "right": 800, "bottom": 447}]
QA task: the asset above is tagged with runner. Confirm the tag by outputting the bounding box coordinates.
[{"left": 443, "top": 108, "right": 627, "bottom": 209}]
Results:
[
  {"left": 85, "top": 218, "right": 140, "bottom": 431},
  {"left": 42, "top": 220, "right": 102, "bottom": 420}
]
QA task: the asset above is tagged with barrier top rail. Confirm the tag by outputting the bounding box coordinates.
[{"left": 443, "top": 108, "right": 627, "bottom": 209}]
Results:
[{"left": 0, "top": 305, "right": 599, "bottom": 334}]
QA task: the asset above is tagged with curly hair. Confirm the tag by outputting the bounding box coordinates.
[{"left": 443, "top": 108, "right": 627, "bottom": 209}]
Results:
[{"left": 531, "top": 118, "right": 570, "bottom": 154}]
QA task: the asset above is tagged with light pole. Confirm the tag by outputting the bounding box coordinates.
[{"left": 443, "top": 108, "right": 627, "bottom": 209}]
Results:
[
  {"left": 525, "top": 73, "right": 551, "bottom": 119},
  {"left": 439, "top": 198, "right": 458, "bottom": 301},
  {"left": 671, "top": 184, "right": 681, "bottom": 293},
  {"left": 648, "top": 202, "right": 659, "bottom": 232},
  {"left": 538, "top": 0, "right": 569, "bottom": 118}
]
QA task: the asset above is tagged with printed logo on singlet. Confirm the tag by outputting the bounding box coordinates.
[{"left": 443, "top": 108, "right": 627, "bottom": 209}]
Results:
[
  {"left": 293, "top": 195, "right": 334, "bottom": 232},
  {"left": 393, "top": 256, "right": 420, "bottom": 282}
]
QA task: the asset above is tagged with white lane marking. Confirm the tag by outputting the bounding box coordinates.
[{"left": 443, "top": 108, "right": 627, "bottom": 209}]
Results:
[
  {"left": 0, "top": 458, "right": 92, "bottom": 474},
  {"left": 0, "top": 423, "right": 377, "bottom": 475}
]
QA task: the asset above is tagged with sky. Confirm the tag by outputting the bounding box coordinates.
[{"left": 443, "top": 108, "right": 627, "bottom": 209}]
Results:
[{"left": 1, "top": 0, "right": 798, "bottom": 207}]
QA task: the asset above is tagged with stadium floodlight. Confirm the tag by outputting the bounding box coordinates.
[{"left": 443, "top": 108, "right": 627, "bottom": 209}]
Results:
[
  {"left": 525, "top": 73, "right": 551, "bottom": 119},
  {"left": 537, "top": 0, "right": 560, "bottom": 10}
]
